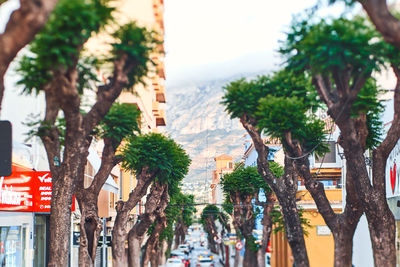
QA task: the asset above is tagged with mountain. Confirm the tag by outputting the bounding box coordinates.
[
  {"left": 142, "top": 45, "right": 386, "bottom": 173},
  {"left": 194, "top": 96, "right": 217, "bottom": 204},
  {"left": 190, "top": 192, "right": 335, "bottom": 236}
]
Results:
[{"left": 165, "top": 77, "right": 249, "bottom": 197}]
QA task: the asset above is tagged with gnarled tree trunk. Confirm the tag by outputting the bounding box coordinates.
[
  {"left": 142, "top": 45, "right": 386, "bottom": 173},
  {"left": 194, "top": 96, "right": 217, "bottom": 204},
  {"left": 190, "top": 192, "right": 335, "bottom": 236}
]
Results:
[
  {"left": 127, "top": 182, "right": 168, "bottom": 267},
  {"left": 112, "top": 168, "right": 155, "bottom": 267},
  {"left": 312, "top": 65, "right": 400, "bottom": 266},
  {"left": 76, "top": 191, "right": 102, "bottom": 267},
  {"left": 240, "top": 117, "right": 309, "bottom": 267},
  {"left": 257, "top": 192, "right": 274, "bottom": 267},
  {"left": 142, "top": 212, "right": 167, "bottom": 267}
]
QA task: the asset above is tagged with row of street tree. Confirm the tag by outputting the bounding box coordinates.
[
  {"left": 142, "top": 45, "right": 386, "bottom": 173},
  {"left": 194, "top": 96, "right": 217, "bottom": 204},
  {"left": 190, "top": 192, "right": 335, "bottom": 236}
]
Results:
[
  {"left": 0, "top": 0, "right": 197, "bottom": 266},
  {"left": 219, "top": 7, "right": 400, "bottom": 267},
  {"left": 1, "top": 0, "right": 400, "bottom": 267}
]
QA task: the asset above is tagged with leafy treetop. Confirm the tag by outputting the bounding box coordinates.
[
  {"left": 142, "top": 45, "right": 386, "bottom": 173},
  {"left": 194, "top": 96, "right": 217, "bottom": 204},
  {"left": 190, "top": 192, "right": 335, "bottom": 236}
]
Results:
[
  {"left": 94, "top": 103, "right": 141, "bottom": 149},
  {"left": 280, "top": 15, "right": 389, "bottom": 149},
  {"left": 221, "top": 166, "right": 269, "bottom": 199},
  {"left": 222, "top": 69, "right": 328, "bottom": 156},
  {"left": 121, "top": 133, "right": 191, "bottom": 186},
  {"left": 17, "top": 0, "right": 155, "bottom": 94}
]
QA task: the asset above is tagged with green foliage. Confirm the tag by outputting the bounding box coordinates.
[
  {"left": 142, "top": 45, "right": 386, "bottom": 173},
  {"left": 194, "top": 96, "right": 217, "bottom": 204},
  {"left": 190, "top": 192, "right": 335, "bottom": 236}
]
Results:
[
  {"left": 222, "top": 197, "right": 233, "bottom": 215},
  {"left": 121, "top": 133, "right": 191, "bottom": 186},
  {"left": 222, "top": 69, "right": 327, "bottom": 155},
  {"left": 222, "top": 70, "right": 318, "bottom": 122},
  {"left": 110, "top": 22, "right": 155, "bottom": 88},
  {"left": 352, "top": 79, "right": 384, "bottom": 149},
  {"left": 160, "top": 191, "right": 196, "bottom": 243},
  {"left": 17, "top": 0, "right": 114, "bottom": 93},
  {"left": 76, "top": 57, "right": 102, "bottom": 94},
  {"left": 221, "top": 166, "right": 269, "bottom": 198},
  {"left": 269, "top": 161, "right": 284, "bottom": 178},
  {"left": 281, "top": 15, "right": 388, "bottom": 150},
  {"left": 222, "top": 78, "right": 266, "bottom": 120},
  {"left": 270, "top": 206, "right": 311, "bottom": 236},
  {"left": 245, "top": 235, "right": 260, "bottom": 253},
  {"left": 280, "top": 16, "right": 385, "bottom": 76},
  {"left": 257, "top": 96, "right": 308, "bottom": 138},
  {"left": 95, "top": 103, "right": 141, "bottom": 148},
  {"left": 200, "top": 204, "right": 220, "bottom": 224},
  {"left": 24, "top": 115, "right": 66, "bottom": 146}
]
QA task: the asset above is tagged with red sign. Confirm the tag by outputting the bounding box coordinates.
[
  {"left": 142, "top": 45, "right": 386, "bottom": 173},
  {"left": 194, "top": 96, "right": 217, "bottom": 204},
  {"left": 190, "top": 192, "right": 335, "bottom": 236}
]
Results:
[
  {"left": 0, "top": 164, "right": 75, "bottom": 212},
  {"left": 266, "top": 240, "right": 271, "bottom": 253},
  {"left": 235, "top": 241, "right": 243, "bottom": 250}
]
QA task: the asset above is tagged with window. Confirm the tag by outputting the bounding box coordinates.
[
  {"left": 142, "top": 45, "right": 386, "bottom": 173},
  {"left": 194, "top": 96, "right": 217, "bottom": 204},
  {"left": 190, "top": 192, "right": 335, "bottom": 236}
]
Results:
[{"left": 315, "top": 141, "right": 336, "bottom": 164}]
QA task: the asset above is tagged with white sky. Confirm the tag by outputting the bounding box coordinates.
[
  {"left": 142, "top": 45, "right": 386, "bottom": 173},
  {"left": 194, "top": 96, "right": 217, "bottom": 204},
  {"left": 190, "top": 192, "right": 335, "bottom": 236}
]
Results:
[{"left": 163, "top": 0, "right": 351, "bottom": 87}]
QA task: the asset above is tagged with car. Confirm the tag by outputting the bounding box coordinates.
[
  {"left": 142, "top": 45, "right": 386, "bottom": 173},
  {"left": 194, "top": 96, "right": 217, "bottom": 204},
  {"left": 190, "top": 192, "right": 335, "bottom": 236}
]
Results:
[
  {"left": 178, "top": 244, "right": 190, "bottom": 254},
  {"left": 166, "top": 258, "right": 185, "bottom": 267},
  {"left": 196, "top": 257, "right": 214, "bottom": 267},
  {"left": 170, "top": 250, "right": 191, "bottom": 267},
  {"left": 193, "top": 247, "right": 210, "bottom": 257}
]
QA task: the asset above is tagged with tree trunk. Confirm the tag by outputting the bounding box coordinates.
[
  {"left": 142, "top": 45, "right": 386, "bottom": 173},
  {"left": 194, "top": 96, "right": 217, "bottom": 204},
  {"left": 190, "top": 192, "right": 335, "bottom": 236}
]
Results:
[
  {"left": 332, "top": 227, "right": 353, "bottom": 267},
  {"left": 128, "top": 234, "right": 143, "bottom": 267},
  {"left": 47, "top": 177, "right": 75, "bottom": 267},
  {"left": 344, "top": 140, "right": 396, "bottom": 266},
  {"left": 127, "top": 182, "right": 168, "bottom": 267},
  {"left": 143, "top": 213, "right": 167, "bottom": 267},
  {"left": 240, "top": 117, "right": 309, "bottom": 267},
  {"left": 204, "top": 218, "right": 218, "bottom": 254},
  {"left": 173, "top": 222, "right": 181, "bottom": 249},
  {"left": 257, "top": 195, "right": 274, "bottom": 267},
  {"left": 234, "top": 248, "right": 241, "bottom": 267},
  {"left": 276, "top": 188, "right": 309, "bottom": 267},
  {"left": 243, "top": 244, "right": 258, "bottom": 267},
  {"left": 76, "top": 191, "right": 102, "bottom": 267},
  {"left": 112, "top": 170, "right": 154, "bottom": 267},
  {"left": 158, "top": 240, "right": 167, "bottom": 266}
]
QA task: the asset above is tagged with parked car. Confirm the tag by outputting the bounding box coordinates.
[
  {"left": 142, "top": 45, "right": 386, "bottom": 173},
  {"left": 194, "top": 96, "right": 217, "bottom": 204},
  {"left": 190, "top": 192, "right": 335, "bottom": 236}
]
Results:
[
  {"left": 170, "top": 250, "right": 191, "bottom": 267},
  {"left": 178, "top": 244, "right": 190, "bottom": 254},
  {"left": 166, "top": 258, "right": 185, "bottom": 267},
  {"left": 196, "top": 257, "right": 214, "bottom": 267}
]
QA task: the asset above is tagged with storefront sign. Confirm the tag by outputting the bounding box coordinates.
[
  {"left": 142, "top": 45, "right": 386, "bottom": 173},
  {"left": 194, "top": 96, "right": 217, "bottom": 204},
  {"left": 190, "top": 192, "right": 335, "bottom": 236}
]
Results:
[
  {"left": 0, "top": 168, "right": 75, "bottom": 212},
  {"left": 387, "top": 138, "right": 400, "bottom": 198}
]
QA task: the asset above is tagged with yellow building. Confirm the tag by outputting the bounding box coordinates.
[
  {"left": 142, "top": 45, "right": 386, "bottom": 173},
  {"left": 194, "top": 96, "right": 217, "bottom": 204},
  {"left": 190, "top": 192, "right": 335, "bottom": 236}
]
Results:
[
  {"left": 270, "top": 180, "right": 342, "bottom": 267},
  {"left": 116, "top": 0, "right": 166, "bottom": 217},
  {"left": 212, "top": 154, "right": 233, "bottom": 204}
]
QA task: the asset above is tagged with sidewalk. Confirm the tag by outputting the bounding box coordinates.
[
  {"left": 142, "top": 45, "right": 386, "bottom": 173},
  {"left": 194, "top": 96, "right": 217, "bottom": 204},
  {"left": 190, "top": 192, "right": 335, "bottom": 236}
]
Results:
[{"left": 212, "top": 251, "right": 235, "bottom": 267}]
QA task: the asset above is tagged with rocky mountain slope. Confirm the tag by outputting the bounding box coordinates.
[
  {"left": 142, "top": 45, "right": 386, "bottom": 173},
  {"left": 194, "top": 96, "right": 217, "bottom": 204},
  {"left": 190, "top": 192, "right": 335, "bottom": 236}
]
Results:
[{"left": 165, "top": 77, "right": 248, "bottom": 192}]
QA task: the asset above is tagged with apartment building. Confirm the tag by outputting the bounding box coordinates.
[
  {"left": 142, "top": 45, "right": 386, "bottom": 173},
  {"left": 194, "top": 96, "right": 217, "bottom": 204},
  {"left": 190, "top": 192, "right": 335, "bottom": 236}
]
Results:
[{"left": 211, "top": 154, "right": 233, "bottom": 205}]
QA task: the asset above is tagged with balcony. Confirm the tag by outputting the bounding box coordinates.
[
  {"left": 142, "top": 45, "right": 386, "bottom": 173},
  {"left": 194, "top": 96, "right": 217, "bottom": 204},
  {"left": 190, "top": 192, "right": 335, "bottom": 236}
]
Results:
[
  {"left": 152, "top": 101, "right": 160, "bottom": 117},
  {"left": 156, "top": 109, "right": 166, "bottom": 126},
  {"left": 156, "top": 86, "right": 166, "bottom": 103}
]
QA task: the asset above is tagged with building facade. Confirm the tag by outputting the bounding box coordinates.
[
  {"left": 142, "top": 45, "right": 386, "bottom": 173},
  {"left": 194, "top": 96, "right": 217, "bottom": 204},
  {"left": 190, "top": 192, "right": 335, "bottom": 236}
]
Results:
[
  {"left": 0, "top": 0, "right": 166, "bottom": 266},
  {"left": 242, "top": 130, "right": 343, "bottom": 267}
]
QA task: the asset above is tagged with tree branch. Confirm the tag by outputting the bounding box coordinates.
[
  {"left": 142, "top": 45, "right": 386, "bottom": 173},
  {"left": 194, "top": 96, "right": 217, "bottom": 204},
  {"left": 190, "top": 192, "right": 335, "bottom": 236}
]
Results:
[
  {"left": 360, "top": 0, "right": 400, "bottom": 49},
  {"left": 83, "top": 55, "right": 131, "bottom": 137},
  {"left": 240, "top": 114, "right": 277, "bottom": 190},
  {"left": 88, "top": 138, "right": 118, "bottom": 195},
  {"left": 117, "top": 166, "right": 156, "bottom": 214},
  {"left": 376, "top": 64, "right": 400, "bottom": 159},
  {"left": 0, "top": 0, "right": 59, "bottom": 114}
]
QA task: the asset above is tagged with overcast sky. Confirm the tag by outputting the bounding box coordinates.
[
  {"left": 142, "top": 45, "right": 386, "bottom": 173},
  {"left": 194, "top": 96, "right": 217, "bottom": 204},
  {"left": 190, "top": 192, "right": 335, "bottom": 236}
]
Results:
[
  {"left": 0, "top": 0, "right": 352, "bottom": 88},
  {"left": 163, "top": 0, "right": 351, "bottom": 87}
]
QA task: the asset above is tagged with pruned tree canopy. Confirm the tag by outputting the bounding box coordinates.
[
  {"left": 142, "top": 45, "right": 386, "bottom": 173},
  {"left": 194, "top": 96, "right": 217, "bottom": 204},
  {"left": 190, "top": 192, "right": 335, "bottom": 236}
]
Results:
[{"left": 122, "top": 133, "right": 191, "bottom": 186}]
